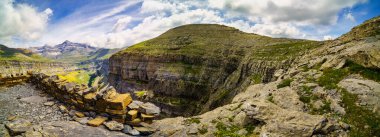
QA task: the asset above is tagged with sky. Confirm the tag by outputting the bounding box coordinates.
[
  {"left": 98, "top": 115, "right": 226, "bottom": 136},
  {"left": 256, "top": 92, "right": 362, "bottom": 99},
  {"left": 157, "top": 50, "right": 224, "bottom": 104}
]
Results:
[{"left": 0, "top": 0, "right": 379, "bottom": 48}]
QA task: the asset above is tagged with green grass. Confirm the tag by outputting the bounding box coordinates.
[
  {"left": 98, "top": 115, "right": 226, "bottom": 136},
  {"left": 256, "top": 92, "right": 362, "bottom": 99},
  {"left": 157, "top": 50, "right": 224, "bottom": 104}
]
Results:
[
  {"left": 250, "top": 74, "right": 262, "bottom": 84},
  {"left": 345, "top": 60, "right": 380, "bottom": 82},
  {"left": 0, "top": 45, "right": 51, "bottom": 62},
  {"left": 298, "top": 86, "right": 314, "bottom": 104},
  {"left": 317, "top": 68, "right": 349, "bottom": 89},
  {"left": 341, "top": 89, "right": 380, "bottom": 136},
  {"left": 214, "top": 122, "right": 242, "bottom": 137},
  {"left": 134, "top": 90, "right": 147, "bottom": 98},
  {"left": 277, "top": 78, "right": 293, "bottom": 88},
  {"left": 57, "top": 70, "right": 92, "bottom": 85},
  {"left": 317, "top": 60, "right": 380, "bottom": 90},
  {"left": 185, "top": 118, "right": 201, "bottom": 124}
]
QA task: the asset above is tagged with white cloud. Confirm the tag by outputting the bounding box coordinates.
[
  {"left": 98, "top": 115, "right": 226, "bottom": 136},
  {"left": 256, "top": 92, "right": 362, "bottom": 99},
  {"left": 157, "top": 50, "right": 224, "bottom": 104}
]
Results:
[
  {"left": 345, "top": 12, "right": 356, "bottom": 22},
  {"left": 0, "top": 0, "right": 52, "bottom": 41},
  {"left": 112, "top": 16, "right": 132, "bottom": 32},
  {"left": 323, "top": 35, "right": 335, "bottom": 40},
  {"left": 208, "top": 0, "right": 366, "bottom": 25},
  {"left": 251, "top": 23, "right": 303, "bottom": 38},
  {"left": 5, "top": 0, "right": 368, "bottom": 48}
]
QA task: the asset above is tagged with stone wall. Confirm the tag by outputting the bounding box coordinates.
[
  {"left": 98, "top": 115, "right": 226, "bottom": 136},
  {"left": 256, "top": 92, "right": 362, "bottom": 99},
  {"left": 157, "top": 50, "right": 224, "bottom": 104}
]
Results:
[{"left": 28, "top": 73, "right": 160, "bottom": 126}]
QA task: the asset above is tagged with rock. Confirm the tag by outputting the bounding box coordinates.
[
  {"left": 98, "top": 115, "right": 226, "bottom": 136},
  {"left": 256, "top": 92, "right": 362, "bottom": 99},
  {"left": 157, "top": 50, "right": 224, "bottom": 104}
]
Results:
[
  {"left": 140, "top": 102, "right": 160, "bottom": 116},
  {"left": 107, "top": 93, "right": 132, "bottom": 110},
  {"left": 74, "top": 117, "right": 89, "bottom": 125},
  {"left": 134, "top": 127, "right": 155, "bottom": 135},
  {"left": 141, "top": 113, "right": 155, "bottom": 123},
  {"left": 58, "top": 105, "right": 68, "bottom": 113},
  {"left": 75, "top": 112, "right": 85, "bottom": 118},
  {"left": 104, "top": 121, "right": 124, "bottom": 131},
  {"left": 7, "top": 115, "right": 17, "bottom": 121},
  {"left": 87, "top": 116, "right": 107, "bottom": 127},
  {"left": 122, "top": 125, "right": 140, "bottom": 136},
  {"left": 127, "top": 110, "right": 138, "bottom": 121},
  {"left": 126, "top": 118, "right": 142, "bottom": 126},
  {"left": 128, "top": 100, "right": 144, "bottom": 110},
  {"left": 187, "top": 123, "right": 198, "bottom": 134},
  {"left": 237, "top": 129, "right": 248, "bottom": 136},
  {"left": 338, "top": 78, "right": 380, "bottom": 114},
  {"left": 20, "top": 96, "right": 47, "bottom": 103},
  {"left": 43, "top": 101, "right": 55, "bottom": 106},
  {"left": 24, "top": 130, "right": 43, "bottom": 137},
  {"left": 23, "top": 121, "right": 128, "bottom": 137},
  {"left": 5, "top": 119, "right": 32, "bottom": 136}
]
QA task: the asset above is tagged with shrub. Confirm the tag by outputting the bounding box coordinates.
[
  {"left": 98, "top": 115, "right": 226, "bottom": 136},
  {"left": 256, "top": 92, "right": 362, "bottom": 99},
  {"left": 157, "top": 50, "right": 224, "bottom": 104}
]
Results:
[{"left": 277, "top": 79, "right": 293, "bottom": 88}]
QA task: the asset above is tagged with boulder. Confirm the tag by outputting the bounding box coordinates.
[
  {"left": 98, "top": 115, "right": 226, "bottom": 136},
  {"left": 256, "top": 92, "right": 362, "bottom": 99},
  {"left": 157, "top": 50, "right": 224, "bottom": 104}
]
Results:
[
  {"left": 107, "top": 93, "right": 132, "bottom": 110},
  {"left": 127, "top": 110, "right": 138, "bottom": 121},
  {"left": 74, "top": 117, "right": 89, "bottom": 125},
  {"left": 87, "top": 116, "right": 107, "bottom": 127},
  {"left": 104, "top": 121, "right": 124, "bottom": 131},
  {"left": 43, "top": 101, "right": 55, "bottom": 106},
  {"left": 139, "top": 102, "right": 160, "bottom": 116},
  {"left": 128, "top": 100, "right": 144, "bottom": 110},
  {"left": 122, "top": 125, "right": 140, "bottom": 136},
  {"left": 141, "top": 113, "right": 155, "bottom": 123},
  {"left": 134, "top": 127, "right": 155, "bottom": 136},
  {"left": 5, "top": 119, "right": 32, "bottom": 136},
  {"left": 75, "top": 112, "right": 85, "bottom": 118}
]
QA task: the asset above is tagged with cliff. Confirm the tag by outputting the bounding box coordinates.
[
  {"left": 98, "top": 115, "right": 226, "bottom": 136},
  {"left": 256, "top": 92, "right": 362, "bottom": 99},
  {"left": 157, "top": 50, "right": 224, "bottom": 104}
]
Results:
[{"left": 109, "top": 24, "right": 321, "bottom": 116}]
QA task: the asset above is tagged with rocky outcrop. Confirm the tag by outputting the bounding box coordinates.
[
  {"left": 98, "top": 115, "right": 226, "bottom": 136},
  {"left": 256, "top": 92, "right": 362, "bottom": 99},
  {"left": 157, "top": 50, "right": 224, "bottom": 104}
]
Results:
[
  {"left": 109, "top": 24, "right": 320, "bottom": 116},
  {"left": 149, "top": 82, "right": 347, "bottom": 137}
]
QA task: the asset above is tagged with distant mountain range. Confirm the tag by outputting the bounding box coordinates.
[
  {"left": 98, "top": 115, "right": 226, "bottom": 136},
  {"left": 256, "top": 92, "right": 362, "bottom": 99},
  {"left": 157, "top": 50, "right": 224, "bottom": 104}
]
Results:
[
  {"left": 0, "top": 44, "right": 51, "bottom": 62},
  {"left": 29, "top": 40, "right": 120, "bottom": 63}
]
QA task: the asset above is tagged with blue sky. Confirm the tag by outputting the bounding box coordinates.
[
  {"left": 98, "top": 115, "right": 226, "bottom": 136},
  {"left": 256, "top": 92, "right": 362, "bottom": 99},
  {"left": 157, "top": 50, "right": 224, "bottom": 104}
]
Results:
[{"left": 1, "top": 0, "right": 379, "bottom": 48}]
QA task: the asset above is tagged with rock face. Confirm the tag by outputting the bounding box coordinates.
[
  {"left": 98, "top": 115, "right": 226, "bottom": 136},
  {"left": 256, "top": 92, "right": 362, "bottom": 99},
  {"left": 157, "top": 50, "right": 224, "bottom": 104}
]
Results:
[{"left": 109, "top": 24, "right": 321, "bottom": 116}]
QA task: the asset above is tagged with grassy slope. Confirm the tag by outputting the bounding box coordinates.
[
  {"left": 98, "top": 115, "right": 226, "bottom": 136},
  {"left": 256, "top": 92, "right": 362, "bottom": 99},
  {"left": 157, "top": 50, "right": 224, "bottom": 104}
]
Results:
[
  {"left": 57, "top": 70, "right": 93, "bottom": 85},
  {"left": 115, "top": 24, "right": 321, "bottom": 62},
  {"left": 0, "top": 45, "right": 51, "bottom": 62}
]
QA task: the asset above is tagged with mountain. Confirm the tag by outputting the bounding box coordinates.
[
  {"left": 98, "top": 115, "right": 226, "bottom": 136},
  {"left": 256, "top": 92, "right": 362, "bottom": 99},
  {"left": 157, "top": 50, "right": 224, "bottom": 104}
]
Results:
[
  {"left": 109, "top": 24, "right": 322, "bottom": 116},
  {"left": 30, "top": 40, "right": 121, "bottom": 64},
  {"left": 0, "top": 44, "right": 51, "bottom": 62},
  {"left": 139, "top": 16, "right": 380, "bottom": 136}
]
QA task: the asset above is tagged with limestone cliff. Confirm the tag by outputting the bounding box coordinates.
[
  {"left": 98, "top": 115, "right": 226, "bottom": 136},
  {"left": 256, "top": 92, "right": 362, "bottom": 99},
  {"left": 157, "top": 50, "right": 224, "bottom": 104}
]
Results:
[{"left": 109, "top": 24, "right": 321, "bottom": 116}]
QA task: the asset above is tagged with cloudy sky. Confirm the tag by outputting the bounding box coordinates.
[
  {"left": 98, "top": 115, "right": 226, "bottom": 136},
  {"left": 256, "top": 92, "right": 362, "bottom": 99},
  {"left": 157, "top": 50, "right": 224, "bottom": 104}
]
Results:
[{"left": 0, "top": 0, "right": 379, "bottom": 48}]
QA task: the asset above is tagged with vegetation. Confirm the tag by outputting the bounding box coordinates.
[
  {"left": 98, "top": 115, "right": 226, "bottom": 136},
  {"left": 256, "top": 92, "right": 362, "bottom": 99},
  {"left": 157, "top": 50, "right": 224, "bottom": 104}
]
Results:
[
  {"left": 185, "top": 118, "right": 201, "bottom": 124},
  {"left": 345, "top": 60, "right": 380, "bottom": 82},
  {"left": 250, "top": 74, "right": 262, "bottom": 84},
  {"left": 277, "top": 78, "right": 293, "bottom": 88},
  {"left": 214, "top": 122, "right": 255, "bottom": 137},
  {"left": 0, "top": 45, "right": 51, "bottom": 62},
  {"left": 298, "top": 86, "right": 314, "bottom": 104},
  {"left": 317, "top": 68, "right": 349, "bottom": 89},
  {"left": 341, "top": 89, "right": 380, "bottom": 136},
  {"left": 214, "top": 122, "right": 243, "bottom": 137},
  {"left": 57, "top": 71, "right": 92, "bottom": 85},
  {"left": 134, "top": 90, "right": 147, "bottom": 98},
  {"left": 317, "top": 60, "right": 380, "bottom": 89}
]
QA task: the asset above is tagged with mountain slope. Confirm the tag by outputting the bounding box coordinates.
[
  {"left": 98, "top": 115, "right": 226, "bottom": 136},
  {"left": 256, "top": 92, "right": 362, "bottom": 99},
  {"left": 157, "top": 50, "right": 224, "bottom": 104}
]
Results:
[
  {"left": 109, "top": 24, "right": 322, "bottom": 116},
  {"left": 0, "top": 44, "right": 51, "bottom": 62},
  {"left": 149, "top": 16, "right": 380, "bottom": 137}
]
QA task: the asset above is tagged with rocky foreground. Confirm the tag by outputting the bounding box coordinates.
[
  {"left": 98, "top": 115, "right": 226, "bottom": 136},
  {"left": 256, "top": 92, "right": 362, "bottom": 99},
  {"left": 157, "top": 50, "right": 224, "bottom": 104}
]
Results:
[{"left": 0, "top": 81, "right": 161, "bottom": 137}]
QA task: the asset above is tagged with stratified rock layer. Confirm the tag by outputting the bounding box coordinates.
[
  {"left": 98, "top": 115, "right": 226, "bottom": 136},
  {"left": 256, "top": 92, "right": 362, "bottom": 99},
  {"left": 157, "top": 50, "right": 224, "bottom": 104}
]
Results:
[{"left": 109, "top": 24, "right": 321, "bottom": 116}]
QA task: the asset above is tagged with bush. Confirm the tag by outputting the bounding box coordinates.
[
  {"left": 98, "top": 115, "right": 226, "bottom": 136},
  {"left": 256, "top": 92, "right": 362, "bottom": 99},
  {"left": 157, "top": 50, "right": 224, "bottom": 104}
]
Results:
[
  {"left": 277, "top": 79, "right": 293, "bottom": 88},
  {"left": 317, "top": 69, "right": 348, "bottom": 89}
]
